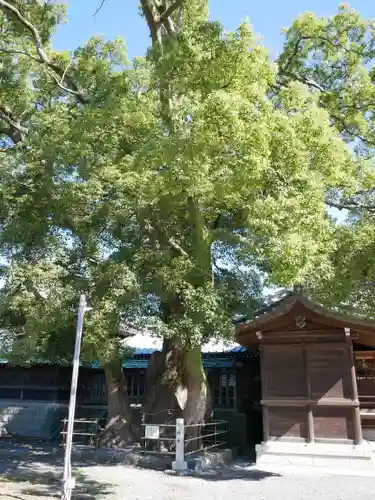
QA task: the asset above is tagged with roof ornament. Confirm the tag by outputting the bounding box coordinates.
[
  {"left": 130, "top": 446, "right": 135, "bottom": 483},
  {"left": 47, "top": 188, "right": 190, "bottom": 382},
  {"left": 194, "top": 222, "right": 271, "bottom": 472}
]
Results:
[{"left": 295, "top": 316, "right": 307, "bottom": 329}]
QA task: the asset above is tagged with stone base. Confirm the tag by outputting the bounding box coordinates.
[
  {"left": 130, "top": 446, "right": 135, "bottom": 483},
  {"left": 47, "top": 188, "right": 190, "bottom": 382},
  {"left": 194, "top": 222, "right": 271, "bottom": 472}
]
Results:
[
  {"left": 256, "top": 441, "right": 374, "bottom": 471},
  {"left": 172, "top": 460, "right": 187, "bottom": 473},
  {"left": 363, "top": 428, "right": 375, "bottom": 441}
]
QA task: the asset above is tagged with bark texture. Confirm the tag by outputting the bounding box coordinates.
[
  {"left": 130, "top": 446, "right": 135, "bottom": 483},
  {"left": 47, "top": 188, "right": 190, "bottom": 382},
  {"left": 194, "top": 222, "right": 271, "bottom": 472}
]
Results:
[
  {"left": 99, "top": 363, "right": 136, "bottom": 448},
  {"left": 143, "top": 339, "right": 212, "bottom": 452}
]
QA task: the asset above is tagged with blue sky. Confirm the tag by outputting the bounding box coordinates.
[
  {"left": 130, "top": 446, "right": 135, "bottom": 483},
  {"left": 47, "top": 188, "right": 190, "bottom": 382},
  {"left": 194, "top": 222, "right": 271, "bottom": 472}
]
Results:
[{"left": 53, "top": 1, "right": 374, "bottom": 59}]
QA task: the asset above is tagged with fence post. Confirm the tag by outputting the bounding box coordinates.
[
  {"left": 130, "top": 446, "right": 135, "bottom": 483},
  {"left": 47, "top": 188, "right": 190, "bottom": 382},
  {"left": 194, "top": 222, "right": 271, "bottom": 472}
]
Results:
[{"left": 172, "top": 418, "right": 187, "bottom": 474}]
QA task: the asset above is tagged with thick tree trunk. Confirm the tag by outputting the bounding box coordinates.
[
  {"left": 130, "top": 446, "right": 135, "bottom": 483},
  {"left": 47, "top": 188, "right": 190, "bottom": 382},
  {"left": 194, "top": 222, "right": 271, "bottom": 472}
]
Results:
[
  {"left": 183, "top": 346, "right": 212, "bottom": 452},
  {"left": 143, "top": 339, "right": 211, "bottom": 452},
  {"left": 99, "top": 362, "right": 135, "bottom": 448}
]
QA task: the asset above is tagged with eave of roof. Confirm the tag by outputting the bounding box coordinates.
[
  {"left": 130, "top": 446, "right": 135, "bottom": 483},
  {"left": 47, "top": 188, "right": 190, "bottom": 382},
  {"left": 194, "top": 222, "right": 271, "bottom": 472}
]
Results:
[{"left": 236, "top": 291, "right": 375, "bottom": 345}]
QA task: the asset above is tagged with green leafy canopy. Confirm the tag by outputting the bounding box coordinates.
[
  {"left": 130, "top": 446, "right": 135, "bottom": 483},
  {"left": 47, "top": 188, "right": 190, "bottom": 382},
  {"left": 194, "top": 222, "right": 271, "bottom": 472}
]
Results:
[
  {"left": 0, "top": 1, "right": 361, "bottom": 363},
  {"left": 277, "top": 5, "right": 375, "bottom": 316}
]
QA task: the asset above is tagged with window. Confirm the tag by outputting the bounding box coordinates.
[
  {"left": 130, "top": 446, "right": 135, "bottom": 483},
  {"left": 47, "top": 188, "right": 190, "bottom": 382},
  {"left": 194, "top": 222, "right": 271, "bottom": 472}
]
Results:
[
  {"left": 127, "top": 371, "right": 145, "bottom": 406},
  {"left": 356, "top": 356, "right": 375, "bottom": 379},
  {"left": 208, "top": 369, "right": 237, "bottom": 409},
  {"left": 80, "top": 370, "right": 146, "bottom": 406}
]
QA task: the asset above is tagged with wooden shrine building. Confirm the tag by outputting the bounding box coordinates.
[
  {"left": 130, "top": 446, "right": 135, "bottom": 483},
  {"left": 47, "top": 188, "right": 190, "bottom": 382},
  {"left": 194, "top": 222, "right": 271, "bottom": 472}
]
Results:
[{"left": 236, "top": 290, "right": 375, "bottom": 470}]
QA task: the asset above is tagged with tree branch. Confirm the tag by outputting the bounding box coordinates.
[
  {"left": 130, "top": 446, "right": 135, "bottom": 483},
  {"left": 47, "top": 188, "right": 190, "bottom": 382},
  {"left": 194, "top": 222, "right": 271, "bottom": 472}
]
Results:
[
  {"left": 278, "top": 37, "right": 302, "bottom": 75},
  {"left": 278, "top": 58, "right": 375, "bottom": 148},
  {"left": 279, "top": 33, "right": 363, "bottom": 78},
  {"left": 325, "top": 198, "right": 375, "bottom": 214},
  {"left": 280, "top": 70, "right": 326, "bottom": 92},
  {"left": 0, "top": 106, "right": 28, "bottom": 136},
  {"left": 44, "top": 64, "right": 85, "bottom": 100},
  {"left": 0, "top": 106, "right": 28, "bottom": 144},
  {"left": 212, "top": 213, "right": 224, "bottom": 230},
  {"left": 0, "top": 0, "right": 88, "bottom": 104},
  {"left": 141, "top": 0, "right": 186, "bottom": 42},
  {"left": 167, "top": 236, "right": 189, "bottom": 257},
  {"left": 330, "top": 113, "right": 375, "bottom": 147},
  {"left": 159, "top": 0, "right": 185, "bottom": 23},
  {"left": 140, "top": 0, "right": 160, "bottom": 44},
  {"left": 212, "top": 255, "right": 226, "bottom": 272},
  {"left": 0, "top": 0, "right": 49, "bottom": 63},
  {"left": 0, "top": 47, "right": 41, "bottom": 63},
  {"left": 142, "top": 216, "right": 189, "bottom": 258},
  {"left": 176, "top": 3, "right": 183, "bottom": 31},
  {"left": 93, "top": 0, "right": 107, "bottom": 16}
]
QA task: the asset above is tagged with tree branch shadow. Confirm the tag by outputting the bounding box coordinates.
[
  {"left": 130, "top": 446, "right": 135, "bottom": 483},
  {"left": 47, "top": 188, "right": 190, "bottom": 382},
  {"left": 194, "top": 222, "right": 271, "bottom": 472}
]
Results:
[
  {"left": 0, "top": 456, "right": 113, "bottom": 499},
  {"left": 183, "top": 458, "right": 281, "bottom": 482},
  {"left": 191, "top": 466, "right": 281, "bottom": 481}
]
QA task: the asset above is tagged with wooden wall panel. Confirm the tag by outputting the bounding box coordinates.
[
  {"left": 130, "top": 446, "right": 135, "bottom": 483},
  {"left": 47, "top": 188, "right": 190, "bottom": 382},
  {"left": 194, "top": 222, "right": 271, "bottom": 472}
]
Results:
[
  {"left": 308, "top": 345, "right": 352, "bottom": 400},
  {"left": 313, "top": 407, "right": 355, "bottom": 440},
  {"left": 357, "top": 378, "right": 375, "bottom": 398},
  {"left": 268, "top": 407, "right": 308, "bottom": 440},
  {"left": 263, "top": 345, "right": 307, "bottom": 399},
  {"left": 0, "top": 366, "right": 61, "bottom": 387}
]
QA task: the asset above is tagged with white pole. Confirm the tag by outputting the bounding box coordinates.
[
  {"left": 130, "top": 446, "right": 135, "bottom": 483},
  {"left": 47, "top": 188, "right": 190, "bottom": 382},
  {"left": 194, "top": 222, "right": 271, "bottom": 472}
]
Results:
[
  {"left": 172, "top": 418, "right": 187, "bottom": 474},
  {"left": 61, "top": 294, "right": 88, "bottom": 500}
]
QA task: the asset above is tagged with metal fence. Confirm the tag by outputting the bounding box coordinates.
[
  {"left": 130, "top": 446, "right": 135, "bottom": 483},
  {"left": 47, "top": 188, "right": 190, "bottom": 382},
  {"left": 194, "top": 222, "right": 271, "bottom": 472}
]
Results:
[
  {"left": 184, "top": 420, "right": 227, "bottom": 456},
  {"left": 141, "top": 418, "right": 227, "bottom": 470},
  {"left": 60, "top": 415, "right": 227, "bottom": 473},
  {"left": 60, "top": 418, "right": 102, "bottom": 447}
]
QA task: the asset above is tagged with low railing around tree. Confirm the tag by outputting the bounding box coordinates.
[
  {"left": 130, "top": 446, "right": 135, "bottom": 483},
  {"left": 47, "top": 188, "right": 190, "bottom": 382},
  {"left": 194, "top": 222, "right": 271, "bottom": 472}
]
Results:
[
  {"left": 141, "top": 418, "right": 228, "bottom": 470},
  {"left": 60, "top": 418, "right": 102, "bottom": 447}
]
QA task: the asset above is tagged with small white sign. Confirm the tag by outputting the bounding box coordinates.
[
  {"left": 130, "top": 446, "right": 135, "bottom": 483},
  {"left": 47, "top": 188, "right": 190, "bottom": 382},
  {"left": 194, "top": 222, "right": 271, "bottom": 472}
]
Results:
[
  {"left": 145, "top": 425, "right": 160, "bottom": 440},
  {"left": 67, "top": 477, "right": 76, "bottom": 490}
]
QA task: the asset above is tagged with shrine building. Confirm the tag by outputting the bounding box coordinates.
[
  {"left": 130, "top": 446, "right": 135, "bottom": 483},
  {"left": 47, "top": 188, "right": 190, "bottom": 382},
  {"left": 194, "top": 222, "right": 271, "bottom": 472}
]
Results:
[{"left": 236, "top": 290, "right": 375, "bottom": 470}]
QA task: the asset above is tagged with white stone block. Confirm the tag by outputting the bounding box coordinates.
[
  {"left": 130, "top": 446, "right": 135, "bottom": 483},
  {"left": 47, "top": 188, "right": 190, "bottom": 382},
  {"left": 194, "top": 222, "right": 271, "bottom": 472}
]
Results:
[
  {"left": 289, "top": 455, "right": 314, "bottom": 466},
  {"left": 256, "top": 441, "right": 375, "bottom": 474},
  {"left": 312, "top": 457, "right": 351, "bottom": 468},
  {"left": 349, "top": 457, "right": 375, "bottom": 469}
]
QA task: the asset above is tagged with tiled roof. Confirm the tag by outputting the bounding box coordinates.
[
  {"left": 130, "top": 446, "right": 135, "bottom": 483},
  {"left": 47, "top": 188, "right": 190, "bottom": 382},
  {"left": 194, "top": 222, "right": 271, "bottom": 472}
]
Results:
[
  {"left": 0, "top": 344, "right": 248, "bottom": 370},
  {"left": 125, "top": 333, "right": 242, "bottom": 354}
]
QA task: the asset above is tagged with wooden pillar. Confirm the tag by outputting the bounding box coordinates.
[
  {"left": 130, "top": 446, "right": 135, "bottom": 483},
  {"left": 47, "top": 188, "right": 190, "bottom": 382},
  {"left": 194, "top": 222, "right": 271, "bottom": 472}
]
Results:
[
  {"left": 353, "top": 407, "right": 363, "bottom": 445},
  {"left": 307, "top": 409, "right": 314, "bottom": 443},
  {"left": 259, "top": 340, "right": 270, "bottom": 442},
  {"left": 262, "top": 406, "right": 270, "bottom": 442},
  {"left": 347, "top": 333, "right": 363, "bottom": 445},
  {"left": 303, "top": 345, "right": 314, "bottom": 443}
]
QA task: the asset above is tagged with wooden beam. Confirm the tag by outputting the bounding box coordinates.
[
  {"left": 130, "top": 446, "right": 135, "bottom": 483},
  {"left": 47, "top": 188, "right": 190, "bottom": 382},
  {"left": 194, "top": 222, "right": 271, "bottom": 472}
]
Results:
[
  {"left": 354, "top": 351, "right": 375, "bottom": 360},
  {"left": 261, "top": 399, "right": 360, "bottom": 407},
  {"left": 348, "top": 341, "right": 363, "bottom": 445},
  {"left": 256, "top": 331, "right": 353, "bottom": 342}
]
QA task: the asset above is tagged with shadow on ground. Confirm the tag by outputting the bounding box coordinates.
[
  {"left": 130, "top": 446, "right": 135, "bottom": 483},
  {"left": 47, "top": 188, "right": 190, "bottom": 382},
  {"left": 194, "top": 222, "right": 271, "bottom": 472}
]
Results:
[
  {"left": 0, "top": 455, "right": 114, "bottom": 499},
  {"left": 171, "top": 458, "right": 281, "bottom": 482},
  {"left": 193, "top": 467, "right": 280, "bottom": 481},
  {"left": 0, "top": 444, "right": 280, "bottom": 497}
]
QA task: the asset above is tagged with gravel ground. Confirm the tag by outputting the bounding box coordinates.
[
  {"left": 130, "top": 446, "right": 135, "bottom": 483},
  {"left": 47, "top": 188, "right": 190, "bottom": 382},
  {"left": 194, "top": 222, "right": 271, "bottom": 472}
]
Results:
[{"left": 1, "top": 455, "right": 375, "bottom": 500}]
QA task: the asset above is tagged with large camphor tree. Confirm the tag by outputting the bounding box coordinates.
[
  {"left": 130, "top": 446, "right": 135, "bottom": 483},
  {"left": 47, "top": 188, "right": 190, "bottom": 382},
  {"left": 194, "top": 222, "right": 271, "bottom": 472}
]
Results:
[
  {"left": 0, "top": 1, "right": 359, "bottom": 446},
  {"left": 276, "top": 5, "right": 375, "bottom": 315}
]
